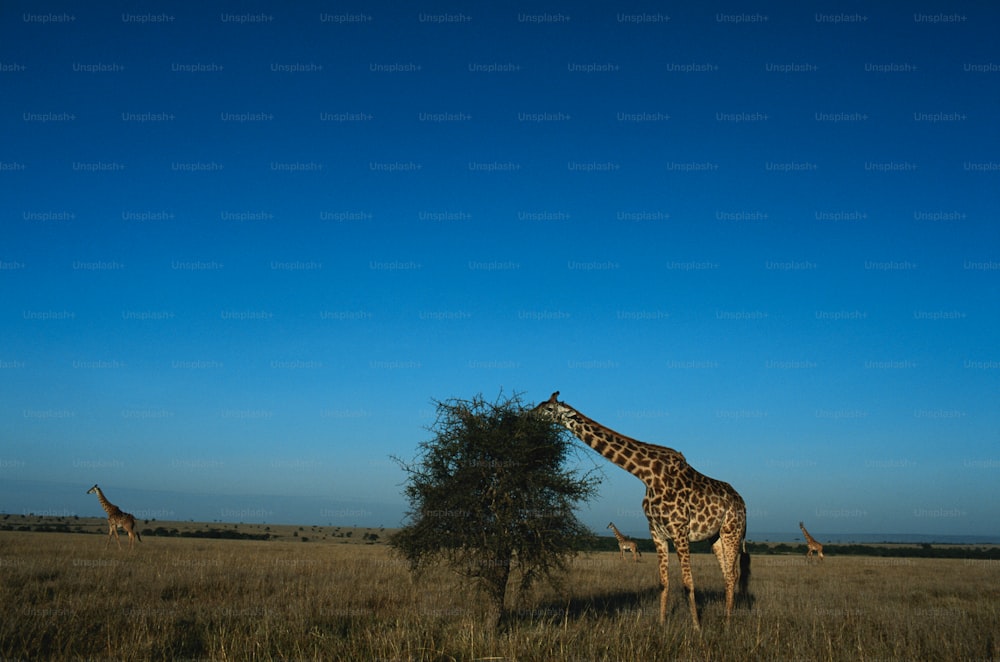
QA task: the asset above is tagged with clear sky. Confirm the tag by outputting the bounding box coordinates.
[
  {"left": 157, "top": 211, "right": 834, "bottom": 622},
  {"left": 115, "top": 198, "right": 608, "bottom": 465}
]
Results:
[{"left": 2, "top": 2, "right": 998, "bottom": 540}]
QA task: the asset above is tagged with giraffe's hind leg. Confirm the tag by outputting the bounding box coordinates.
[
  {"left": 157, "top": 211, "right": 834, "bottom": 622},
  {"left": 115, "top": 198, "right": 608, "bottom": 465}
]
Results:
[
  {"left": 124, "top": 516, "right": 139, "bottom": 549},
  {"left": 712, "top": 535, "right": 740, "bottom": 621}
]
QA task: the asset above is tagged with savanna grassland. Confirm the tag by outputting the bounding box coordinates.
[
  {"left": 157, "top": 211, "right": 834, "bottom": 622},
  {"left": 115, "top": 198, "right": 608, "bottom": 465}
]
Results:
[{"left": 1, "top": 529, "right": 997, "bottom": 661}]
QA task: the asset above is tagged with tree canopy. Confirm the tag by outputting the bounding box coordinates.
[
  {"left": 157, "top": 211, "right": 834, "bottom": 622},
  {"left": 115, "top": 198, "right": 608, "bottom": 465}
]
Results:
[{"left": 390, "top": 391, "right": 601, "bottom": 625}]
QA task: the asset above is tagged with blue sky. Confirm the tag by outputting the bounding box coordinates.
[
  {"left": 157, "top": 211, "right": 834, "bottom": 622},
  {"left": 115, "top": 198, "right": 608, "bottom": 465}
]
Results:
[{"left": 2, "top": 2, "right": 997, "bottom": 540}]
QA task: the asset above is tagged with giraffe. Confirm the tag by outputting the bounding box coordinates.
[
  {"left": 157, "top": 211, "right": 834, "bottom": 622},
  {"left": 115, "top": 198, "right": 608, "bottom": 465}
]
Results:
[
  {"left": 87, "top": 484, "right": 141, "bottom": 549},
  {"left": 799, "top": 521, "right": 824, "bottom": 561},
  {"left": 608, "top": 521, "right": 641, "bottom": 562},
  {"left": 534, "top": 392, "right": 749, "bottom": 628}
]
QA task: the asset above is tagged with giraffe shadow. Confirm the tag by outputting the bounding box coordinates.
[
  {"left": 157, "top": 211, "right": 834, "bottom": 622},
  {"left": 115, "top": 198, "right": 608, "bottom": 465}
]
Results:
[
  {"left": 519, "top": 585, "right": 757, "bottom": 625},
  {"left": 685, "top": 586, "right": 757, "bottom": 614}
]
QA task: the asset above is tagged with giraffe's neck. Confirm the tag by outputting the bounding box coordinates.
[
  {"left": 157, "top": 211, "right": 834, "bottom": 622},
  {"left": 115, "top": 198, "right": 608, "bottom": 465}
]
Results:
[
  {"left": 801, "top": 526, "right": 816, "bottom": 544},
  {"left": 94, "top": 488, "right": 119, "bottom": 516},
  {"left": 552, "top": 403, "right": 682, "bottom": 483},
  {"left": 610, "top": 524, "right": 626, "bottom": 542}
]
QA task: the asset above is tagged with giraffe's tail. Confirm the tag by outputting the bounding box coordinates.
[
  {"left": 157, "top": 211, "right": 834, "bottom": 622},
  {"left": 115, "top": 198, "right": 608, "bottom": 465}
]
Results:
[{"left": 738, "top": 539, "right": 751, "bottom": 594}]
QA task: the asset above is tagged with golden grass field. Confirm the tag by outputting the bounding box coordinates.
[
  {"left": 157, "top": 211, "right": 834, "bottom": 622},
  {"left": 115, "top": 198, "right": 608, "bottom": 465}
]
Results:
[{"left": 1, "top": 528, "right": 998, "bottom": 661}]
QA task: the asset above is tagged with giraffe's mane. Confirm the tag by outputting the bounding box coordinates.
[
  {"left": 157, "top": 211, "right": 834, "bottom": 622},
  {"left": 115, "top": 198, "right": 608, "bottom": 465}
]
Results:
[{"left": 564, "top": 406, "right": 686, "bottom": 461}]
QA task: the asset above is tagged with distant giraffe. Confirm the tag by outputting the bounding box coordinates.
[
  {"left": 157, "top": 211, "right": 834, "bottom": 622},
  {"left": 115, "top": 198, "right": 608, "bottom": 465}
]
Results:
[
  {"left": 535, "top": 392, "right": 749, "bottom": 628},
  {"left": 87, "top": 484, "right": 141, "bottom": 549},
  {"left": 608, "top": 522, "right": 641, "bottom": 562},
  {"left": 799, "top": 521, "right": 824, "bottom": 561}
]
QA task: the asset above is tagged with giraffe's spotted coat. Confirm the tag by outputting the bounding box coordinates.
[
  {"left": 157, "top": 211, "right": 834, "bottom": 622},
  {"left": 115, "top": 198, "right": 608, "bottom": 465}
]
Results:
[
  {"left": 534, "top": 392, "right": 748, "bottom": 628},
  {"left": 608, "top": 521, "right": 641, "bottom": 562},
  {"left": 87, "top": 484, "right": 141, "bottom": 550},
  {"left": 800, "top": 521, "right": 825, "bottom": 561}
]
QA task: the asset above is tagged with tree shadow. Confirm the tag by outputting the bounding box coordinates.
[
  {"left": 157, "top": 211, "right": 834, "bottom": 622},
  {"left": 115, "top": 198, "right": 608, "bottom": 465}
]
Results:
[{"left": 512, "top": 586, "right": 661, "bottom": 624}]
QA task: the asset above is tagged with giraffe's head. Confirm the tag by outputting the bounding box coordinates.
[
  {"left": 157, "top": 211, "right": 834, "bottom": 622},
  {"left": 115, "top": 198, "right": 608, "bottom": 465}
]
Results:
[
  {"left": 532, "top": 391, "right": 566, "bottom": 420},
  {"left": 87, "top": 484, "right": 99, "bottom": 495},
  {"left": 607, "top": 522, "right": 614, "bottom": 530}
]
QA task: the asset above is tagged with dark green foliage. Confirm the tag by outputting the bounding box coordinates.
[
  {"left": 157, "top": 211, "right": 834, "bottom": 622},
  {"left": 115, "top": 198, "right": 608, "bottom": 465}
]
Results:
[{"left": 391, "top": 391, "right": 601, "bottom": 625}]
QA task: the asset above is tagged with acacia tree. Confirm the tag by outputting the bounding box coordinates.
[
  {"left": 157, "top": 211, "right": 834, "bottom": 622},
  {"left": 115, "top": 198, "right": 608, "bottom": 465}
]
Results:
[{"left": 391, "top": 391, "right": 600, "bottom": 626}]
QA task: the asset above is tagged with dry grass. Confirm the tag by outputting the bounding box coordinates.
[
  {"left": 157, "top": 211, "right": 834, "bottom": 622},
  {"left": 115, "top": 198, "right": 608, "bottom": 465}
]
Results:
[{"left": 1, "top": 530, "right": 997, "bottom": 661}]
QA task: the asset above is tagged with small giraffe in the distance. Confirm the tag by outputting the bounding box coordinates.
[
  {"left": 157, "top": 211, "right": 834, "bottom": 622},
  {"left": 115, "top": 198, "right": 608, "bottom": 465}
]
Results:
[
  {"left": 608, "top": 521, "right": 641, "bottom": 562},
  {"left": 87, "top": 484, "right": 141, "bottom": 549},
  {"left": 799, "top": 521, "right": 824, "bottom": 561}
]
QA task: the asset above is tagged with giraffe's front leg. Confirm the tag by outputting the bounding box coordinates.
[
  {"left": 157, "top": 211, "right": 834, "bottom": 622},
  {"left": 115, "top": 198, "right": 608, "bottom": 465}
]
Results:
[
  {"left": 673, "top": 537, "right": 700, "bottom": 629},
  {"left": 649, "top": 530, "right": 671, "bottom": 623}
]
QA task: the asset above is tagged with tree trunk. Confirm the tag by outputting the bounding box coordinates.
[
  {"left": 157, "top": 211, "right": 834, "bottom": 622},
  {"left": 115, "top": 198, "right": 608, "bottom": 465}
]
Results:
[{"left": 484, "top": 556, "right": 511, "bottom": 629}]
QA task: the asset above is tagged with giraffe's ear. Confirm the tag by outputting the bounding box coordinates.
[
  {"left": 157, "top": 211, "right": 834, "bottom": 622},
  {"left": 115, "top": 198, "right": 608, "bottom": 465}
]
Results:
[{"left": 549, "top": 391, "right": 560, "bottom": 402}]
